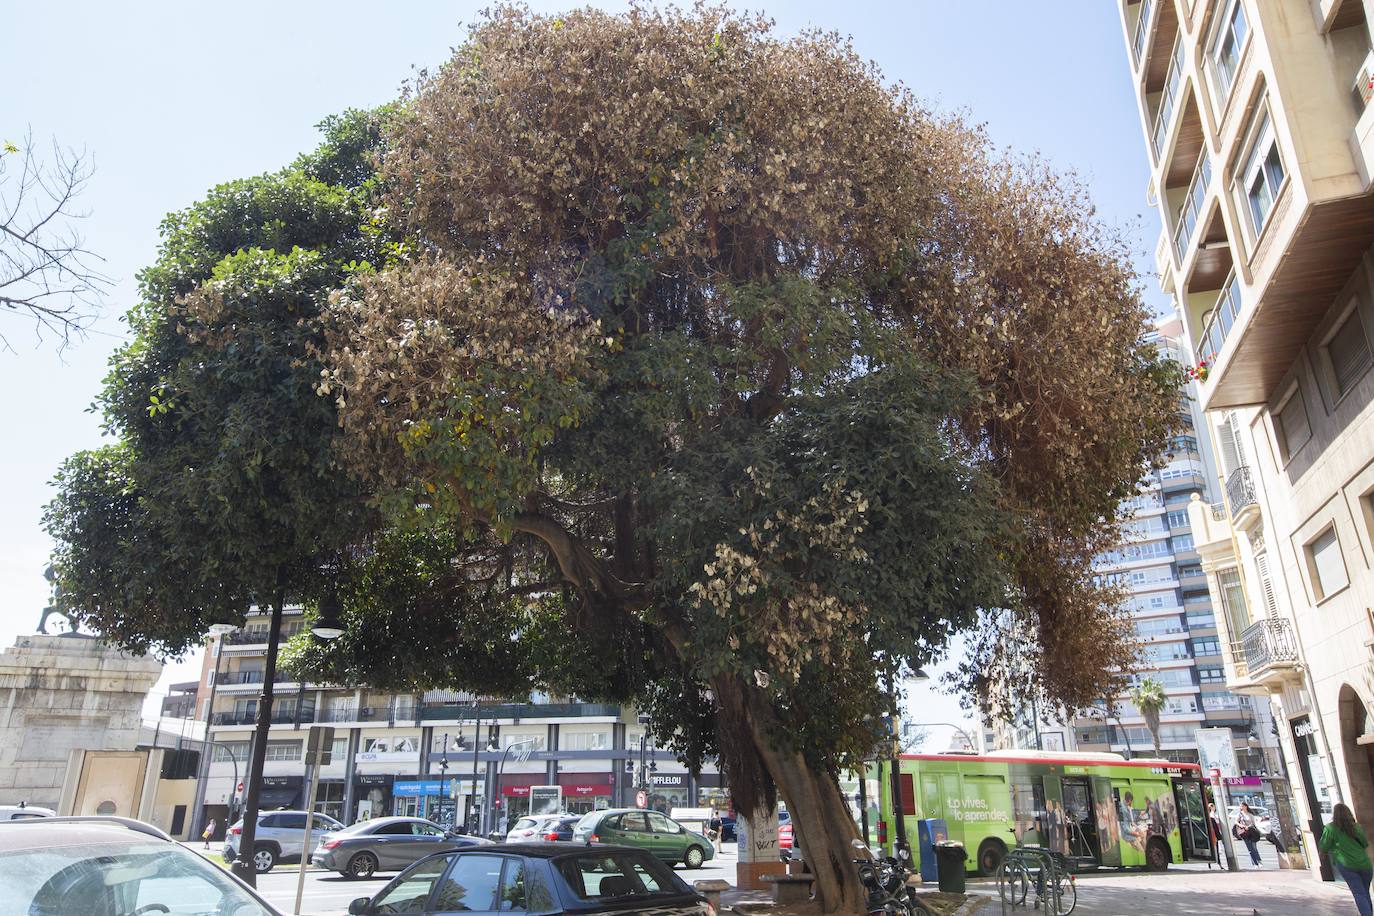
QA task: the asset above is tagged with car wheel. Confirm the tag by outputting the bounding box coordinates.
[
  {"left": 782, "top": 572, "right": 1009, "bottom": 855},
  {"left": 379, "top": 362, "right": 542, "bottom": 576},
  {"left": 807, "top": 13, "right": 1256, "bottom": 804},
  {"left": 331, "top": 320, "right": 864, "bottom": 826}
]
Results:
[
  {"left": 684, "top": 845, "right": 705, "bottom": 869},
  {"left": 253, "top": 845, "right": 277, "bottom": 874},
  {"left": 347, "top": 852, "right": 379, "bottom": 880}
]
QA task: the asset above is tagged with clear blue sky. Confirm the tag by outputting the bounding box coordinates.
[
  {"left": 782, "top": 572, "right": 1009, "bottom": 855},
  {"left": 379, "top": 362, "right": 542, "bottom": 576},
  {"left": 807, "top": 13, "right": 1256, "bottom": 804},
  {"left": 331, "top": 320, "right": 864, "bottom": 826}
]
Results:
[{"left": 0, "top": 1, "right": 1165, "bottom": 728}]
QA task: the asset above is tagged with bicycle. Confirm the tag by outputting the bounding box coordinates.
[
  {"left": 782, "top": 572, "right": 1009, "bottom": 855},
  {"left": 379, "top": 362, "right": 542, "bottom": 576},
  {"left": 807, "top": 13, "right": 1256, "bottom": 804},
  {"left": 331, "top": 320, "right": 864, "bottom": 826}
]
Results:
[{"left": 996, "top": 847, "right": 1076, "bottom": 916}]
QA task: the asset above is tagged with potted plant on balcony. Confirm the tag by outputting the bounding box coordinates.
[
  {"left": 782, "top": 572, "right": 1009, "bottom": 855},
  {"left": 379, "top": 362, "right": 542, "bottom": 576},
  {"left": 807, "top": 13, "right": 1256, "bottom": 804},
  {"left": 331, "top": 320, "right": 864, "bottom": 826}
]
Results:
[{"left": 1186, "top": 358, "right": 1211, "bottom": 383}]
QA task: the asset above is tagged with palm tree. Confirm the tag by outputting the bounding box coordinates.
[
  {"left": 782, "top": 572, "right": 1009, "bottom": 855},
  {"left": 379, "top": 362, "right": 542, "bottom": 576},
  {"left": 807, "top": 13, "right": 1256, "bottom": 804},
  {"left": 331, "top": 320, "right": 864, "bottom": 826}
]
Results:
[{"left": 1130, "top": 677, "right": 1167, "bottom": 758}]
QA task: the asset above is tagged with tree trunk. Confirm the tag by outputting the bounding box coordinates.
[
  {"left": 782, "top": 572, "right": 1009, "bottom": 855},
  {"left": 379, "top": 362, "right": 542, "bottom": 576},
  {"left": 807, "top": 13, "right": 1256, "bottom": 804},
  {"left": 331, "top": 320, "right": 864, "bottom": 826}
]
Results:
[
  {"left": 729, "top": 684, "right": 869, "bottom": 915},
  {"left": 231, "top": 594, "right": 284, "bottom": 887}
]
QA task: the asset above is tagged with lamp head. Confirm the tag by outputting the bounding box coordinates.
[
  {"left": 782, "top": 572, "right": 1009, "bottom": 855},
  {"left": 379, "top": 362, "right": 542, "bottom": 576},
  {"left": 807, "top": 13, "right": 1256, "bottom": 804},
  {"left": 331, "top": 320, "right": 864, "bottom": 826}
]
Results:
[{"left": 312, "top": 592, "right": 345, "bottom": 640}]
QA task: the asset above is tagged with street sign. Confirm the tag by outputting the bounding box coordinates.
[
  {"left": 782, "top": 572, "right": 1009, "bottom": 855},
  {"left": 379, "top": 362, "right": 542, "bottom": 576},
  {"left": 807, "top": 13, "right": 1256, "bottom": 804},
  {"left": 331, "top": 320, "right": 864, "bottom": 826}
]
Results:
[
  {"left": 1195, "top": 728, "right": 1239, "bottom": 779},
  {"left": 306, "top": 725, "right": 336, "bottom": 767},
  {"left": 635, "top": 789, "right": 648, "bottom": 808}
]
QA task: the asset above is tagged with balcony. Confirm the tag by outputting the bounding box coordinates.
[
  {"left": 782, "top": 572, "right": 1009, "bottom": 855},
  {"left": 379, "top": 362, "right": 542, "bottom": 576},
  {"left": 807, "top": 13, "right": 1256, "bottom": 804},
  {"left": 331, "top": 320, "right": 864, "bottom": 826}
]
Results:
[
  {"left": 1151, "top": 41, "right": 1186, "bottom": 161},
  {"left": 1239, "top": 617, "right": 1302, "bottom": 687},
  {"left": 1354, "top": 48, "right": 1374, "bottom": 190},
  {"left": 1130, "top": 0, "right": 1155, "bottom": 66},
  {"left": 211, "top": 705, "right": 315, "bottom": 727},
  {"left": 224, "top": 630, "right": 269, "bottom": 646},
  {"left": 1172, "top": 156, "right": 1212, "bottom": 264},
  {"left": 419, "top": 702, "right": 621, "bottom": 722},
  {"left": 1224, "top": 466, "right": 1260, "bottom": 531},
  {"left": 217, "top": 670, "right": 293, "bottom": 687},
  {"left": 1194, "top": 274, "right": 1242, "bottom": 366}
]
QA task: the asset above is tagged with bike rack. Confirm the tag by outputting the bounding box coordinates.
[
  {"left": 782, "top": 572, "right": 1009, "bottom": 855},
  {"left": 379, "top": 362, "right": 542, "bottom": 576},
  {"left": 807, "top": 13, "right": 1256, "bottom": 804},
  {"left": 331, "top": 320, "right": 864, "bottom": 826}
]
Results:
[{"left": 998, "top": 846, "right": 1066, "bottom": 915}]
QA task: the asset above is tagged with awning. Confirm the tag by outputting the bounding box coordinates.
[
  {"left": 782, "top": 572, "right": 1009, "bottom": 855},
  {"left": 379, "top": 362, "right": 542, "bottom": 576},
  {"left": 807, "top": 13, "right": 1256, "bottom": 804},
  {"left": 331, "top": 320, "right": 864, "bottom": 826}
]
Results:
[{"left": 259, "top": 788, "right": 301, "bottom": 809}]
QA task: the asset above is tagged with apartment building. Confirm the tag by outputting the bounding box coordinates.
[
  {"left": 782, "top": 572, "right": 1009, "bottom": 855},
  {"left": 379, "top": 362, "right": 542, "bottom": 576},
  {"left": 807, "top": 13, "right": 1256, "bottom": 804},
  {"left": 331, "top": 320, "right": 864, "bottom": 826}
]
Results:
[
  {"left": 193, "top": 608, "right": 724, "bottom": 837},
  {"left": 1118, "top": 0, "right": 1374, "bottom": 876}
]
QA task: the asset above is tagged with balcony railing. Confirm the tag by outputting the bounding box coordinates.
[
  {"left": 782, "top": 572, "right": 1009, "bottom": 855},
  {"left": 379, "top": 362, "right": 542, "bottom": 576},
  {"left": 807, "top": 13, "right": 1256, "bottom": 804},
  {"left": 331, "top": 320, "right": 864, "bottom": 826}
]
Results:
[
  {"left": 1132, "top": 0, "right": 1155, "bottom": 65},
  {"left": 212, "top": 705, "right": 315, "bottom": 726},
  {"left": 419, "top": 702, "right": 621, "bottom": 721},
  {"left": 1152, "top": 40, "right": 1186, "bottom": 158},
  {"left": 317, "top": 704, "right": 416, "bottom": 723},
  {"left": 218, "top": 670, "right": 292, "bottom": 686},
  {"left": 1225, "top": 466, "right": 1257, "bottom": 517},
  {"left": 1241, "top": 617, "right": 1299, "bottom": 675},
  {"left": 1172, "top": 155, "right": 1212, "bottom": 263},
  {"left": 1195, "top": 273, "right": 1242, "bottom": 365},
  {"left": 224, "top": 630, "right": 270, "bottom": 645}
]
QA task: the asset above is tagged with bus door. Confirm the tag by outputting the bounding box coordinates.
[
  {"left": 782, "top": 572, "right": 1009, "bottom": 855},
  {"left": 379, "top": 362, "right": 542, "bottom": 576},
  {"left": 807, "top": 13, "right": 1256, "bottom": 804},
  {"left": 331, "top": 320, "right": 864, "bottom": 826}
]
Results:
[
  {"left": 1061, "top": 776, "right": 1099, "bottom": 863},
  {"left": 1040, "top": 776, "right": 1066, "bottom": 857},
  {"left": 1090, "top": 776, "right": 1121, "bottom": 866},
  {"left": 1172, "top": 777, "right": 1212, "bottom": 861},
  {"left": 920, "top": 772, "right": 963, "bottom": 845}
]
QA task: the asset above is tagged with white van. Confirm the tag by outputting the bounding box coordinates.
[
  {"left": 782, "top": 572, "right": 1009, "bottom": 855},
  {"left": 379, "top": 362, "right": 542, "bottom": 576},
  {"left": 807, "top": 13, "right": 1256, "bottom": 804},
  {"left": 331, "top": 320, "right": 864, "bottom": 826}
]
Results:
[{"left": 0, "top": 804, "right": 55, "bottom": 821}]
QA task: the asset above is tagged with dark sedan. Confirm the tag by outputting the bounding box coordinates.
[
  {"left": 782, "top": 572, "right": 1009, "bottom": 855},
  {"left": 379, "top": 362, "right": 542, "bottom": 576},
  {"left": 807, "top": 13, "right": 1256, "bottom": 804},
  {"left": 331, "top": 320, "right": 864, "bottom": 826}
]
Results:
[
  {"left": 311, "top": 816, "right": 491, "bottom": 879},
  {"left": 347, "top": 843, "right": 710, "bottom": 916}
]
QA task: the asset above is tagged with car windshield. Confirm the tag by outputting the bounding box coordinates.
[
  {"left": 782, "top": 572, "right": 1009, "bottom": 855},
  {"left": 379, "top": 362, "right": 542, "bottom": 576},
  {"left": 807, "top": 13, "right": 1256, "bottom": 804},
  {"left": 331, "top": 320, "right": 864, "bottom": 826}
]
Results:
[
  {"left": 512, "top": 818, "right": 539, "bottom": 831},
  {"left": 0, "top": 840, "right": 273, "bottom": 916},
  {"left": 554, "top": 851, "right": 687, "bottom": 901}
]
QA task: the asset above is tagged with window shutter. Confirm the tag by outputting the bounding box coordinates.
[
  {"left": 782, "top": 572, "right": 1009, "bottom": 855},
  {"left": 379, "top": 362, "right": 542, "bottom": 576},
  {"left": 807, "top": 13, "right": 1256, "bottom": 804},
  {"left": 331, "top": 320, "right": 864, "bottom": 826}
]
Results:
[
  {"left": 1254, "top": 552, "right": 1280, "bottom": 619},
  {"left": 1215, "top": 412, "right": 1244, "bottom": 476},
  {"left": 1329, "top": 310, "right": 1372, "bottom": 396}
]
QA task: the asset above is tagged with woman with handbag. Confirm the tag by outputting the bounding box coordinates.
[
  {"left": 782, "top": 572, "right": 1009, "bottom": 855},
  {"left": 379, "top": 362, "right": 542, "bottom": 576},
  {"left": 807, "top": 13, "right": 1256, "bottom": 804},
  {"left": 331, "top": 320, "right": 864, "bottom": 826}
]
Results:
[
  {"left": 1322, "top": 803, "right": 1373, "bottom": 916},
  {"left": 1234, "top": 802, "right": 1263, "bottom": 867}
]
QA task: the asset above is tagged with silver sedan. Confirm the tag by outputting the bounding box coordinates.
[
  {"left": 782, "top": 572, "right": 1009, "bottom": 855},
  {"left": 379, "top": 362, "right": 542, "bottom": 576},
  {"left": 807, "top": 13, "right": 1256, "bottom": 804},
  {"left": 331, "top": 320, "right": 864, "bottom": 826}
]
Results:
[{"left": 310, "top": 816, "right": 491, "bottom": 879}]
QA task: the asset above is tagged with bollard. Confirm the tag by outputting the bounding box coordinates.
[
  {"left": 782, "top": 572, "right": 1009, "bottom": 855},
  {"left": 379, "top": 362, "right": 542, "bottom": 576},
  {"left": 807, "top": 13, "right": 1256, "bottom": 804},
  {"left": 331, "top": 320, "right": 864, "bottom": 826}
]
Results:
[{"left": 694, "top": 879, "right": 731, "bottom": 915}]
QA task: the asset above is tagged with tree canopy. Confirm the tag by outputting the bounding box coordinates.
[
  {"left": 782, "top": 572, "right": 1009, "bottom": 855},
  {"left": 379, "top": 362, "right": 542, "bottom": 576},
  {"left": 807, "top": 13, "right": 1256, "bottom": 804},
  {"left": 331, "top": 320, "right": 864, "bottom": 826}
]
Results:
[{"left": 45, "top": 9, "right": 1178, "bottom": 911}]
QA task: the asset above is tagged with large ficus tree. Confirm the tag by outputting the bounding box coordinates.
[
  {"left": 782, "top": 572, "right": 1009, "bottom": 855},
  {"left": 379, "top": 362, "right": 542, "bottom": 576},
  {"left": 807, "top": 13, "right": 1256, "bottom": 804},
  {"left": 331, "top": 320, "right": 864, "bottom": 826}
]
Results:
[{"left": 303, "top": 7, "right": 1178, "bottom": 912}]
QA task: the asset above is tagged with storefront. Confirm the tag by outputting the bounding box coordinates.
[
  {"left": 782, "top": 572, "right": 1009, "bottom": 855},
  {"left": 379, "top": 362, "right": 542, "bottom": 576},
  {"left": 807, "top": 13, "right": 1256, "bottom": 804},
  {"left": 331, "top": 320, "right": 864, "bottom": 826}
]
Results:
[
  {"left": 646, "top": 773, "right": 688, "bottom": 814},
  {"left": 259, "top": 775, "right": 303, "bottom": 810},
  {"left": 498, "top": 774, "right": 547, "bottom": 825},
  {"left": 558, "top": 773, "right": 614, "bottom": 816},
  {"left": 314, "top": 779, "right": 346, "bottom": 823},
  {"left": 352, "top": 774, "right": 393, "bottom": 824},
  {"left": 695, "top": 773, "right": 731, "bottom": 814}
]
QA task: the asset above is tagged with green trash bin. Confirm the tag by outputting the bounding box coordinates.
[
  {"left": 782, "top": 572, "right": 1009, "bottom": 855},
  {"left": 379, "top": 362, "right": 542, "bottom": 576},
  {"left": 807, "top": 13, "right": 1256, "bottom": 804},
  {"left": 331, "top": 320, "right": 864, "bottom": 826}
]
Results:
[{"left": 933, "top": 841, "right": 967, "bottom": 894}]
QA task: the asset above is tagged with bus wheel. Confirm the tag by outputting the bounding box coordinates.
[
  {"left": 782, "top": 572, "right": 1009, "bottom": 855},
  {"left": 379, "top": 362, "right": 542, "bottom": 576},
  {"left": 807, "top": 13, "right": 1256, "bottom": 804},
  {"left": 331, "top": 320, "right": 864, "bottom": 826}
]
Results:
[
  {"left": 1145, "top": 837, "right": 1170, "bottom": 871},
  {"left": 977, "top": 838, "right": 1007, "bottom": 877}
]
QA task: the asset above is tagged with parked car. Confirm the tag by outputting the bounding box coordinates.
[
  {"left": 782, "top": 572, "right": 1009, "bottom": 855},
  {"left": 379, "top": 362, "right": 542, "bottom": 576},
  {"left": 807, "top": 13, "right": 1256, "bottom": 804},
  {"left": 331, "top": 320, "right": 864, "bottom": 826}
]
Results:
[
  {"left": 345, "top": 843, "right": 709, "bottom": 916},
  {"left": 572, "top": 808, "right": 715, "bottom": 868},
  {"left": 312, "top": 815, "right": 492, "bottom": 878},
  {"left": 1, "top": 815, "right": 282, "bottom": 914},
  {"left": 0, "top": 803, "right": 55, "bottom": 821},
  {"left": 540, "top": 816, "right": 582, "bottom": 842},
  {"left": 718, "top": 813, "right": 736, "bottom": 843},
  {"left": 224, "top": 809, "right": 344, "bottom": 873},
  {"left": 507, "top": 815, "right": 561, "bottom": 843}
]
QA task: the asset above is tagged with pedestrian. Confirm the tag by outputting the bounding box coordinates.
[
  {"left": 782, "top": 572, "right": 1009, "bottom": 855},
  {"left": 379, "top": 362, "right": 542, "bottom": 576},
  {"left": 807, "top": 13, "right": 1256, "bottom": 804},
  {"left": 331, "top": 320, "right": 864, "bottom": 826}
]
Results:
[
  {"left": 1321, "top": 803, "right": 1373, "bottom": 916},
  {"left": 1234, "top": 802, "right": 1263, "bottom": 867},
  {"left": 201, "top": 818, "right": 217, "bottom": 849},
  {"left": 1207, "top": 802, "right": 1224, "bottom": 869},
  {"left": 708, "top": 807, "right": 723, "bottom": 855}
]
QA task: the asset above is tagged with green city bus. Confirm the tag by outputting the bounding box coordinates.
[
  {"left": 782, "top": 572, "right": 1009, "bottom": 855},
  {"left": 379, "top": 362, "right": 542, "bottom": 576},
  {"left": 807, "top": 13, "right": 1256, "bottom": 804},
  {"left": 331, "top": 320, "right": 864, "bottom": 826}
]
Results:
[{"left": 869, "top": 750, "right": 1213, "bottom": 876}]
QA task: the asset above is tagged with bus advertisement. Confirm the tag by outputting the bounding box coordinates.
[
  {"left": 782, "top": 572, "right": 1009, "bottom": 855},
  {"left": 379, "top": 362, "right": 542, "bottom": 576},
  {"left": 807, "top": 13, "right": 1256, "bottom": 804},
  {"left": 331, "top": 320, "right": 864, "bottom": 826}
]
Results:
[{"left": 870, "top": 750, "right": 1214, "bottom": 876}]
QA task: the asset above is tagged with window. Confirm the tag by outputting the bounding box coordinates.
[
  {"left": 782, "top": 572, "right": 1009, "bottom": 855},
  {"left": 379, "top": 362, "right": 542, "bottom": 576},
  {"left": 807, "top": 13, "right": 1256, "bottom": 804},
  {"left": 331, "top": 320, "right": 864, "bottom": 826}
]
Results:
[
  {"left": 377, "top": 821, "right": 414, "bottom": 836},
  {"left": 1307, "top": 526, "right": 1349, "bottom": 600},
  {"left": 497, "top": 859, "right": 555, "bottom": 912},
  {"left": 264, "top": 740, "right": 302, "bottom": 762},
  {"left": 646, "top": 812, "right": 681, "bottom": 834},
  {"left": 619, "top": 812, "right": 650, "bottom": 833},
  {"left": 1274, "top": 386, "right": 1312, "bottom": 459},
  {"left": 1166, "top": 510, "right": 1190, "bottom": 529},
  {"left": 561, "top": 731, "right": 611, "bottom": 751},
  {"left": 1325, "top": 306, "right": 1373, "bottom": 399},
  {"left": 372, "top": 853, "right": 452, "bottom": 912},
  {"left": 213, "top": 741, "right": 250, "bottom": 764},
  {"left": 1211, "top": 0, "right": 1248, "bottom": 98},
  {"left": 1173, "top": 534, "right": 1195, "bottom": 552},
  {"left": 1191, "top": 638, "right": 1221, "bottom": 656},
  {"left": 1242, "top": 114, "right": 1285, "bottom": 234},
  {"left": 1198, "top": 667, "right": 1226, "bottom": 684},
  {"left": 500, "top": 733, "right": 546, "bottom": 751},
  {"left": 1177, "top": 563, "right": 1202, "bottom": 578}
]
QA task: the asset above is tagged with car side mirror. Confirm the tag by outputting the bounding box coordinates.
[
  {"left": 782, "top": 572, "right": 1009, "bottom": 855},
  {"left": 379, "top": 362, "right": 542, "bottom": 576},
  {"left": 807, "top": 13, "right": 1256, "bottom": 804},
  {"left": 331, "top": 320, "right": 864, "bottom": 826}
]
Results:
[{"left": 348, "top": 898, "right": 372, "bottom": 915}]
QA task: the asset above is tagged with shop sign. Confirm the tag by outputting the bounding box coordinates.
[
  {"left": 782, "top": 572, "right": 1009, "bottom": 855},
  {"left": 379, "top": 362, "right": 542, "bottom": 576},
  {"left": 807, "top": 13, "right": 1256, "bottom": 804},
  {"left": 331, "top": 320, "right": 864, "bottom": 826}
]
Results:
[
  {"left": 394, "top": 780, "right": 446, "bottom": 797},
  {"left": 564, "top": 783, "right": 613, "bottom": 796},
  {"left": 648, "top": 774, "right": 686, "bottom": 788},
  {"left": 355, "top": 774, "right": 392, "bottom": 787},
  {"left": 1224, "top": 776, "right": 1263, "bottom": 787},
  {"left": 356, "top": 751, "right": 421, "bottom": 763},
  {"left": 262, "top": 776, "right": 301, "bottom": 788}
]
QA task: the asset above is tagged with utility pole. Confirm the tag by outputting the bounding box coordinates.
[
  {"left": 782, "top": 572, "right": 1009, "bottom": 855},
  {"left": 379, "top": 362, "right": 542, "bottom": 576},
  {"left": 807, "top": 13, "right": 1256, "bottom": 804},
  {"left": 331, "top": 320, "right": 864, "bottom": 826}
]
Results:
[
  {"left": 231, "top": 594, "right": 285, "bottom": 887},
  {"left": 191, "top": 624, "right": 237, "bottom": 840},
  {"left": 467, "top": 700, "right": 481, "bottom": 834}
]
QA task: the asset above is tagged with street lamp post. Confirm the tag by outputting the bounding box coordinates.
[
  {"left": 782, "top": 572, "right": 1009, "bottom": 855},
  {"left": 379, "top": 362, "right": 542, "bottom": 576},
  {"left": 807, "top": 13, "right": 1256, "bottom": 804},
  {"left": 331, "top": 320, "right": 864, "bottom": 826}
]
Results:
[
  {"left": 437, "top": 733, "right": 451, "bottom": 828},
  {"left": 494, "top": 738, "right": 538, "bottom": 833},
  {"left": 468, "top": 701, "right": 481, "bottom": 834},
  {"left": 191, "top": 623, "right": 238, "bottom": 843}
]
